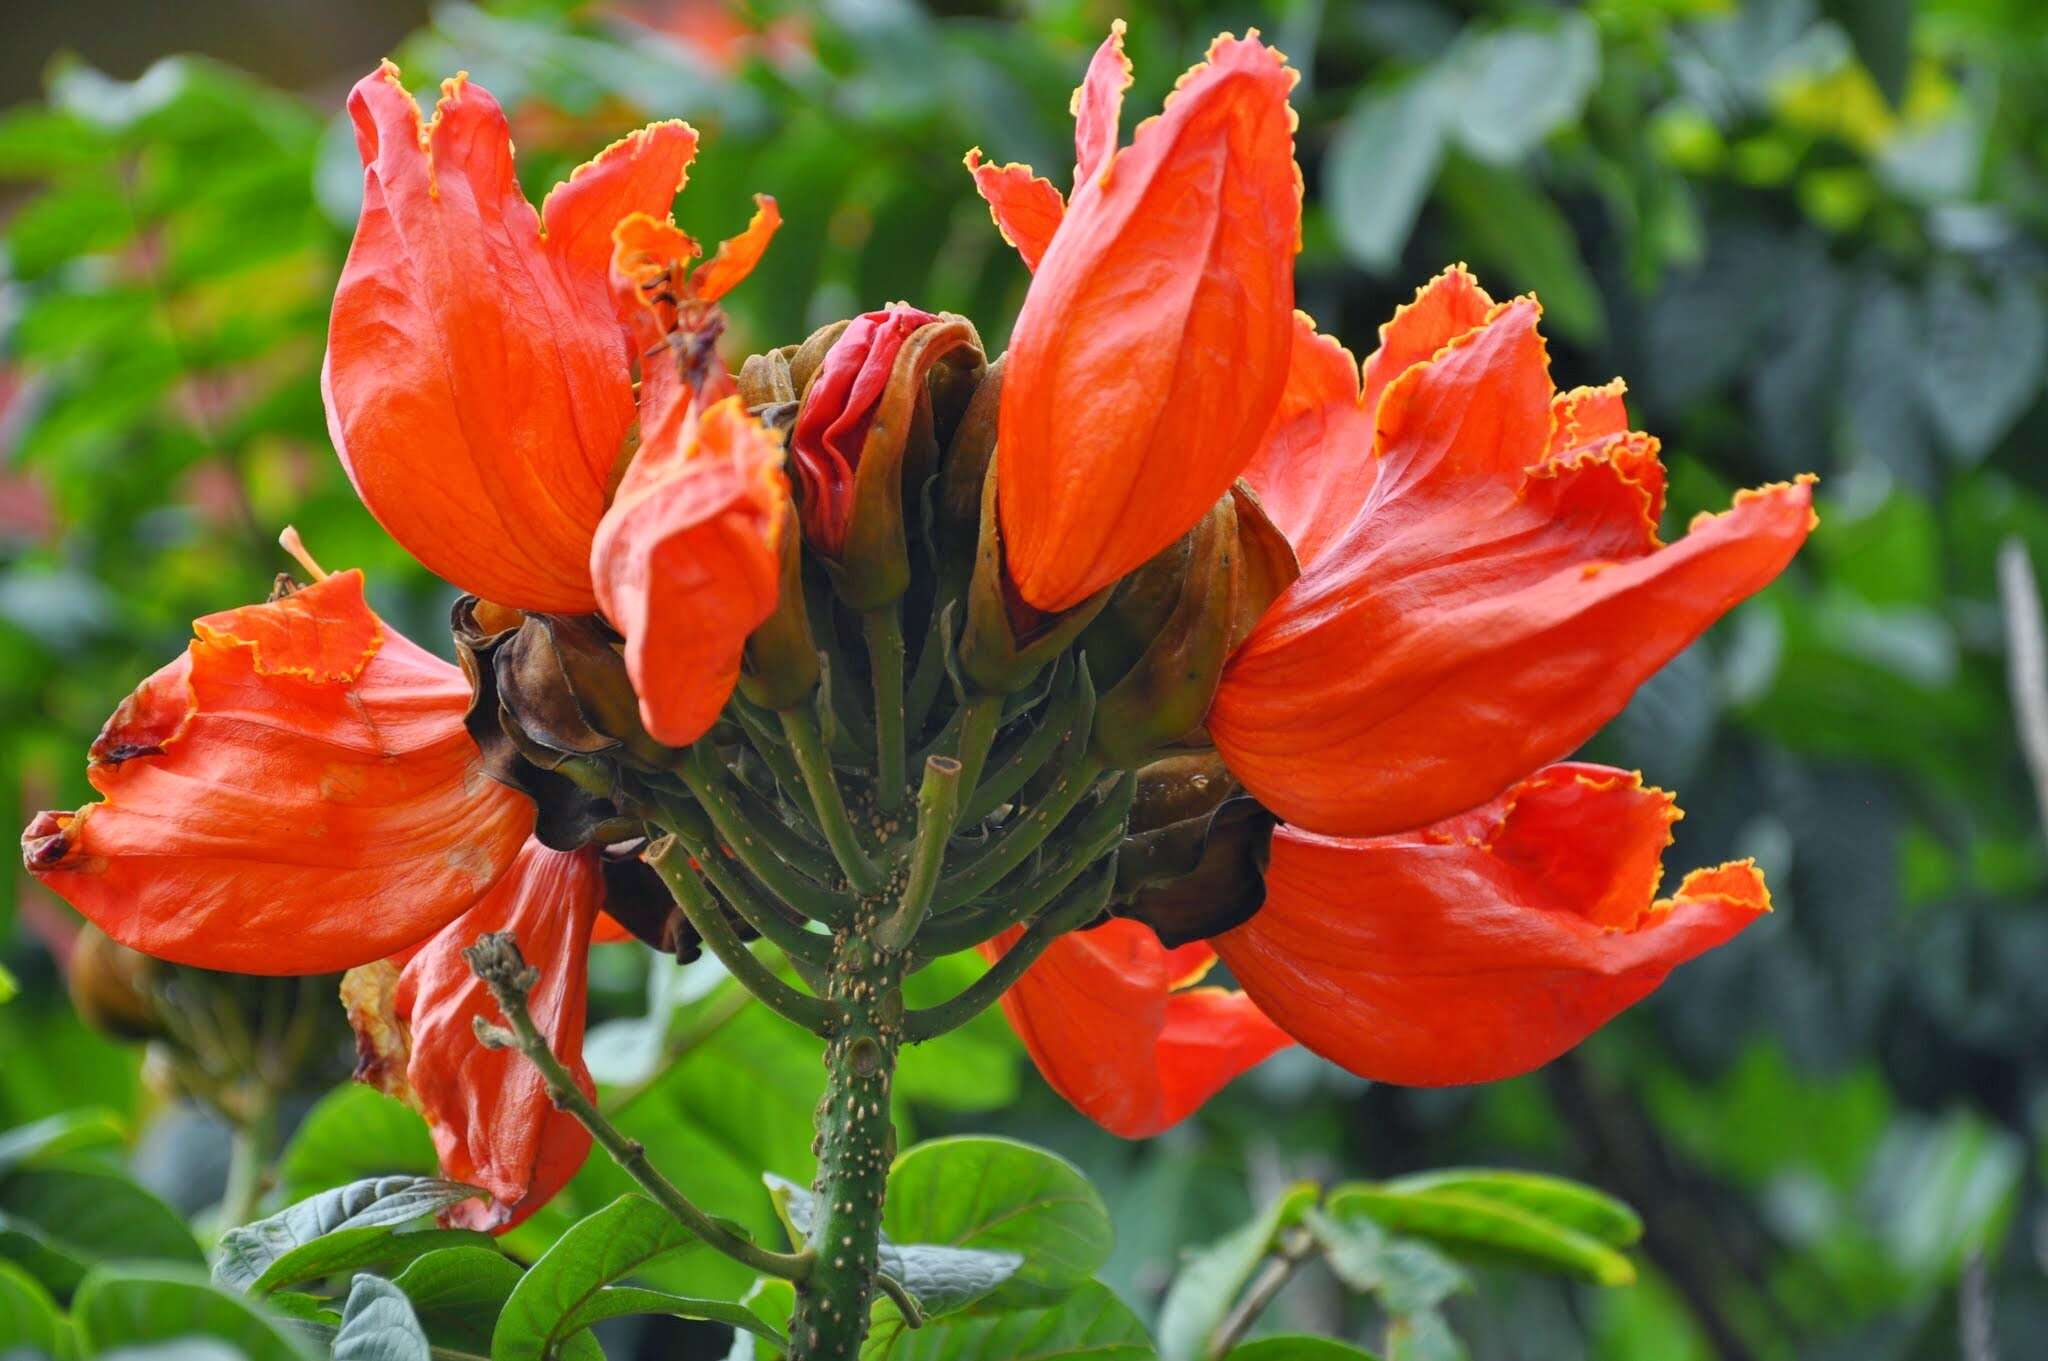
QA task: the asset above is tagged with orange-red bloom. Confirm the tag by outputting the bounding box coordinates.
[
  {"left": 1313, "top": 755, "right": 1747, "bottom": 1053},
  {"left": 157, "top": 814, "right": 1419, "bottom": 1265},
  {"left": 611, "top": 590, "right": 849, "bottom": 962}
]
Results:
[
  {"left": 22, "top": 571, "right": 533, "bottom": 975},
  {"left": 789, "top": 303, "right": 940, "bottom": 556},
  {"left": 1212, "top": 268, "right": 1817, "bottom": 838},
  {"left": 324, "top": 64, "right": 696, "bottom": 613},
  {"left": 396, "top": 840, "right": 602, "bottom": 1231},
  {"left": 1215, "top": 765, "right": 1772, "bottom": 1085},
  {"left": 591, "top": 387, "right": 789, "bottom": 747},
  {"left": 970, "top": 25, "right": 1302, "bottom": 612},
  {"left": 980, "top": 919, "right": 1291, "bottom": 1138}
]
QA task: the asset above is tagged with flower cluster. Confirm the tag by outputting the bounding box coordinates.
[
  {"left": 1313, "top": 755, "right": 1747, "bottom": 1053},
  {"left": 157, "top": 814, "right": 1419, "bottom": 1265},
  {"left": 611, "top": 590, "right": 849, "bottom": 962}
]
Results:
[{"left": 22, "top": 23, "right": 1814, "bottom": 1228}]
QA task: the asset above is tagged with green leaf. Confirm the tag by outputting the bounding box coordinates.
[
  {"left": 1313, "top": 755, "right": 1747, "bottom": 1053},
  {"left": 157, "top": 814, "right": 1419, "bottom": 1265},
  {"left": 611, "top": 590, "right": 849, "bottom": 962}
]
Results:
[
  {"left": 1370, "top": 1171, "right": 1641, "bottom": 1247},
  {"left": 554, "top": 1284, "right": 784, "bottom": 1346},
  {"left": 71, "top": 1263, "right": 313, "bottom": 1361},
  {"left": 1385, "top": 1309, "right": 1465, "bottom": 1361},
  {"left": 278, "top": 1087, "right": 438, "bottom": 1197},
  {"left": 1436, "top": 155, "right": 1605, "bottom": 344},
  {"left": 1327, "top": 80, "right": 1447, "bottom": 273},
  {"left": 333, "top": 1275, "right": 431, "bottom": 1361},
  {"left": 1304, "top": 1210, "right": 1466, "bottom": 1315},
  {"left": 769, "top": 1173, "right": 1021, "bottom": 1318},
  {"left": 0, "top": 965, "right": 15, "bottom": 1005},
  {"left": 1438, "top": 14, "right": 1600, "bottom": 164},
  {"left": 1224, "top": 1340, "right": 1379, "bottom": 1361},
  {"left": 244, "top": 1228, "right": 495, "bottom": 1300},
  {"left": 1325, "top": 1183, "right": 1635, "bottom": 1287},
  {"left": 387, "top": 1248, "right": 523, "bottom": 1353},
  {"left": 492, "top": 1193, "right": 704, "bottom": 1361},
  {"left": 860, "top": 1280, "right": 1154, "bottom": 1360},
  {"left": 883, "top": 1137, "right": 1108, "bottom": 1307},
  {"left": 0, "top": 1110, "right": 125, "bottom": 1175},
  {"left": 0, "top": 1162, "right": 204, "bottom": 1293},
  {"left": 1918, "top": 265, "right": 2046, "bottom": 465},
  {"left": 1155, "top": 1183, "right": 1317, "bottom": 1361},
  {"left": 0, "top": 1257, "right": 64, "bottom": 1355},
  {"left": 214, "top": 1178, "right": 485, "bottom": 1295}
]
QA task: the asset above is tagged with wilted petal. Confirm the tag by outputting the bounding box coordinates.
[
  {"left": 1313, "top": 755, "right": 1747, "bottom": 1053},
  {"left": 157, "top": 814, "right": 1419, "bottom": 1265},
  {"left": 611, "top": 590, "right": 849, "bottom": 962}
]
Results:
[
  {"left": 397, "top": 840, "right": 600, "bottom": 1232},
  {"left": 324, "top": 65, "right": 693, "bottom": 612},
  {"left": 591, "top": 394, "right": 787, "bottom": 747},
  {"left": 1216, "top": 765, "right": 1772, "bottom": 1085},
  {"left": 997, "top": 31, "right": 1302, "bottom": 612},
  {"left": 1212, "top": 299, "right": 1816, "bottom": 838},
  {"left": 23, "top": 571, "right": 533, "bottom": 974},
  {"left": 982, "top": 919, "right": 1292, "bottom": 1138}
]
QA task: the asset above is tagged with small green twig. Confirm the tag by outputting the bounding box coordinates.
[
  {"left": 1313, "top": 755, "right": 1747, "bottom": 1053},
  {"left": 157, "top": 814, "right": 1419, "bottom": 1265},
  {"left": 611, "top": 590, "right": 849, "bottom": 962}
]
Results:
[
  {"left": 875, "top": 756, "right": 963, "bottom": 952},
  {"left": 876, "top": 1272, "right": 926, "bottom": 1329},
  {"left": 1206, "top": 1226, "right": 1316, "bottom": 1358},
  {"left": 950, "top": 693, "right": 1005, "bottom": 802},
  {"left": 934, "top": 750, "right": 1106, "bottom": 910},
  {"left": 643, "top": 836, "right": 838, "bottom": 1036},
  {"left": 463, "top": 931, "right": 814, "bottom": 1282},
  {"left": 680, "top": 749, "right": 851, "bottom": 925},
  {"left": 781, "top": 705, "right": 886, "bottom": 894},
  {"left": 657, "top": 799, "right": 834, "bottom": 969},
  {"left": 865, "top": 606, "right": 909, "bottom": 812},
  {"left": 218, "top": 1096, "right": 275, "bottom": 1229},
  {"left": 904, "top": 859, "right": 1117, "bottom": 1042}
]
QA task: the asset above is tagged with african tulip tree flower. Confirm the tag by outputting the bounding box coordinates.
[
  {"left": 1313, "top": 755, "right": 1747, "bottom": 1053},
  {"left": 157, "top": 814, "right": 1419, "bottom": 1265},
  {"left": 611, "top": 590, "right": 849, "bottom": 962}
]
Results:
[
  {"left": 980, "top": 265, "right": 1811, "bottom": 1133},
  {"left": 23, "top": 558, "right": 607, "bottom": 1228},
  {"left": 969, "top": 25, "right": 1303, "bottom": 613},
  {"left": 789, "top": 303, "right": 941, "bottom": 557}
]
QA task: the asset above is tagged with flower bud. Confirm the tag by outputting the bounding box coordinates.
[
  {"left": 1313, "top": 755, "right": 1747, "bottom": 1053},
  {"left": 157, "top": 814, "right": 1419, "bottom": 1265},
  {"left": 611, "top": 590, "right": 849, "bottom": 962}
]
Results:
[
  {"left": 788, "top": 305, "right": 984, "bottom": 608},
  {"left": 956, "top": 452, "right": 1110, "bottom": 694}
]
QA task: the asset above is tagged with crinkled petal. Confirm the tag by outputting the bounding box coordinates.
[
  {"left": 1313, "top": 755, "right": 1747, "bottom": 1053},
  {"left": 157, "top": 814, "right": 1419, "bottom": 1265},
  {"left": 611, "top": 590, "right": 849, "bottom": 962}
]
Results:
[
  {"left": 1212, "top": 301, "right": 1816, "bottom": 837},
  {"left": 1215, "top": 765, "right": 1771, "bottom": 1085},
  {"left": 1241, "top": 311, "right": 1372, "bottom": 569},
  {"left": 963, "top": 150, "right": 1066, "bottom": 273},
  {"left": 324, "top": 66, "right": 689, "bottom": 612},
  {"left": 997, "top": 31, "right": 1302, "bottom": 612},
  {"left": 591, "top": 395, "right": 787, "bottom": 747},
  {"left": 23, "top": 571, "right": 533, "bottom": 973},
  {"left": 1072, "top": 19, "right": 1133, "bottom": 186},
  {"left": 397, "top": 840, "right": 600, "bottom": 1232},
  {"left": 691, "top": 194, "right": 781, "bottom": 303},
  {"left": 1358, "top": 263, "right": 1495, "bottom": 421},
  {"left": 981, "top": 919, "right": 1292, "bottom": 1138}
]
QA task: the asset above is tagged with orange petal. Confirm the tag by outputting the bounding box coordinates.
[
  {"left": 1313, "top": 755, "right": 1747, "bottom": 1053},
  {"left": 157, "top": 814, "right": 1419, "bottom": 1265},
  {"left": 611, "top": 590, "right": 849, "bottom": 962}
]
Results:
[
  {"left": 981, "top": 919, "right": 1292, "bottom": 1138},
  {"left": 397, "top": 840, "right": 600, "bottom": 1232},
  {"left": 1358, "top": 263, "right": 1496, "bottom": 421},
  {"left": 325, "top": 67, "right": 687, "bottom": 612},
  {"left": 996, "top": 31, "right": 1302, "bottom": 612},
  {"left": 1071, "top": 19, "right": 1133, "bottom": 186},
  {"left": 1212, "top": 300, "right": 1816, "bottom": 838},
  {"left": 591, "top": 394, "right": 787, "bottom": 747},
  {"left": 1241, "top": 311, "right": 1372, "bottom": 570},
  {"left": 1216, "top": 766, "right": 1771, "bottom": 1085},
  {"left": 612, "top": 211, "right": 704, "bottom": 355},
  {"left": 788, "top": 304, "right": 940, "bottom": 556},
  {"left": 964, "top": 149, "right": 1065, "bottom": 273},
  {"left": 690, "top": 194, "right": 781, "bottom": 303},
  {"left": 23, "top": 571, "right": 534, "bottom": 974}
]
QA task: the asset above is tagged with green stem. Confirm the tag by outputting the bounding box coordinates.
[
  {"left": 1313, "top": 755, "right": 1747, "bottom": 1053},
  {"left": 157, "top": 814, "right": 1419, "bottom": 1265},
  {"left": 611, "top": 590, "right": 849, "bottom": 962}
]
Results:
[
  {"left": 902, "top": 584, "right": 959, "bottom": 743},
  {"left": 680, "top": 750, "right": 851, "bottom": 925},
  {"left": 905, "top": 860, "right": 1117, "bottom": 1042},
  {"left": 731, "top": 696, "right": 812, "bottom": 803},
  {"left": 917, "top": 774, "right": 1132, "bottom": 956},
  {"left": 463, "top": 932, "right": 814, "bottom": 1282},
  {"left": 657, "top": 799, "right": 833, "bottom": 968},
  {"left": 957, "top": 660, "right": 1093, "bottom": 825},
  {"left": 781, "top": 706, "right": 887, "bottom": 894},
  {"left": 950, "top": 693, "right": 1005, "bottom": 802},
  {"left": 218, "top": 1097, "right": 275, "bottom": 1229},
  {"left": 644, "top": 836, "right": 837, "bottom": 1035},
  {"left": 874, "top": 756, "right": 963, "bottom": 953},
  {"left": 934, "top": 751, "right": 1107, "bottom": 910},
  {"left": 787, "top": 931, "right": 903, "bottom": 1359},
  {"left": 864, "top": 607, "right": 908, "bottom": 812}
]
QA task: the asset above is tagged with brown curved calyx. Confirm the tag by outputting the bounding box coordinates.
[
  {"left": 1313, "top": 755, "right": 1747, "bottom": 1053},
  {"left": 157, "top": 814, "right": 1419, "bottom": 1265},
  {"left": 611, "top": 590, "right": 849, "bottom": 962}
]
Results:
[{"left": 1112, "top": 752, "right": 1277, "bottom": 948}]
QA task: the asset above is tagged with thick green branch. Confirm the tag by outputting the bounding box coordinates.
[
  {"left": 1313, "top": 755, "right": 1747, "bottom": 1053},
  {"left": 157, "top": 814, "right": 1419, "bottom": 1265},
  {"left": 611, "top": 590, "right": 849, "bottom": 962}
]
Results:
[
  {"left": 643, "top": 835, "right": 838, "bottom": 1035},
  {"left": 464, "top": 931, "right": 814, "bottom": 1281}
]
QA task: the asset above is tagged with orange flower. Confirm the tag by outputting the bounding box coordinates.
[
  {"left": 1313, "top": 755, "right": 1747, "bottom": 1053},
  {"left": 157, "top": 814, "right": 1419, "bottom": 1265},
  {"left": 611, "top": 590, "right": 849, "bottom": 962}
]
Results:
[
  {"left": 591, "top": 390, "right": 789, "bottom": 747},
  {"left": 22, "top": 570, "right": 534, "bottom": 975},
  {"left": 1211, "top": 267, "right": 1817, "bottom": 838},
  {"left": 788, "top": 303, "right": 940, "bottom": 556},
  {"left": 980, "top": 919, "right": 1291, "bottom": 1138},
  {"left": 1214, "top": 765, "right": 1771, "bottom": 1085},
  {"left": 324, "top": 64, "right": 696, "bottom": 613},
  {"left": 968, "top": 25, "right": 1302, "bottom": 612}
]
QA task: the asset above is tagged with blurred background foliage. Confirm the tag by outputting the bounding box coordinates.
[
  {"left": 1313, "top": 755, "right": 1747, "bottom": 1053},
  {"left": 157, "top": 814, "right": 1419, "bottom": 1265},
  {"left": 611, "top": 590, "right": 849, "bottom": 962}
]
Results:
[{"left": 3, "top": 0, "right": 2047, "bottom": 1357}]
